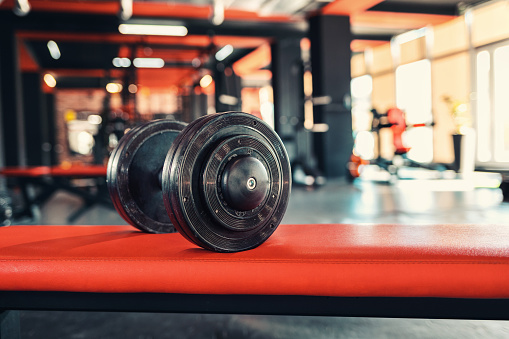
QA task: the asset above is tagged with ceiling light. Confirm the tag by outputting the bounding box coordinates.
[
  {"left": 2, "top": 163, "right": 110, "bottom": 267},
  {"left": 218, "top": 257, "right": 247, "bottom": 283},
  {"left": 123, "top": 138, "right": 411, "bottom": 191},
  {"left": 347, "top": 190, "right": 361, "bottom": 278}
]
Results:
[
  {"left": 192, "top": 58, "right": 201, "bottom": 67},
  {"left": 133, "top": 58, "right": 164, "bottom": 68},
  {"left": 211, "top": 0, "right": 224, "bottom": 26},
  {"left": 218, "top": 94, "right": 238, "bottom": 106},
  {"left": 215, "top": 45, "right": 233, "bottom": 62},
  {"left": 13, "top": 0, "right": 30, "bottom": 16},
  {"left": 112, "top": 57, "right": 131, "bottom": 68},
  {"left": 118, "top": 24, "right": 188, "bottom": 37},
  {"left": 43, "top": 74, "right": 56, "bottom": 88},
  {"left": 128, "top": 84, "right": 138, "bottom": 93},
  {"left": 106, "top": 83, "right": 123, "bottom": 94},
  {"left": 119, "top": 0, "right": 133, "bottom": 21},
  {"left": 200, "top": 75, "right": 213, "bottom": 88},
  {"left": 121, "top": 58, "right": 131, "bottom": 67},
  {"left": 47, "top": 40, "right": 61, "bottom": 60}
]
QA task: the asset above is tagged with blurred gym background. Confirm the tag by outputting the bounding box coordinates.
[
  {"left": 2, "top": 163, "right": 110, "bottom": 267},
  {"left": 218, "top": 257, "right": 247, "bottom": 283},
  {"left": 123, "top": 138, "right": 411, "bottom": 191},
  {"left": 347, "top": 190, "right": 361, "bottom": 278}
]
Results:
[{"left": 2, "top": 0, "right": 509, "bottom": 337}]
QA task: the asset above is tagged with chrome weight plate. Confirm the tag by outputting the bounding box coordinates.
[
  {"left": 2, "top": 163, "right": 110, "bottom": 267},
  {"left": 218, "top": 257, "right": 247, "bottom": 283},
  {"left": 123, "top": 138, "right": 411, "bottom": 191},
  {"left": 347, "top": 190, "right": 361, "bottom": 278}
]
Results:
[
  {"left": 162, "top": 112, "right": 291, "bottom": 252},
  {"left": 107, "top": 119, "right": 187, "bottom": 233}
]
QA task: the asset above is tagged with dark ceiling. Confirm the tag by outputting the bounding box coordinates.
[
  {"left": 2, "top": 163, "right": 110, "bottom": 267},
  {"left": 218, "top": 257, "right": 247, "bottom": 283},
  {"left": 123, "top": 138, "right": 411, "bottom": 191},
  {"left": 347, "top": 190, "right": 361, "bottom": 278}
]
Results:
[
  {"left": 0, "top": 0, "right": 493, "bottom": 88},
  {"left": 368, "top": 0, "right": 486, "bottom": 15},
  {"left": 28, "top": 41, "right": 120, "bottom": 70}
]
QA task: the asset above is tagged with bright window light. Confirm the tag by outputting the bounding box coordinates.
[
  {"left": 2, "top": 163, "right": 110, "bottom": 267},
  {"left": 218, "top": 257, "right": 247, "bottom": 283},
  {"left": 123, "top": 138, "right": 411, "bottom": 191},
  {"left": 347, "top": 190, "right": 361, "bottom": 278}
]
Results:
[
  {"left": 476, "top": 50, "right": 491, "bottom": 162},
  {"left": 87, "top": 115, "right": 103, "bottom": 125},
  {"left": 215, "top": 45, "right": 234, "bottom": 61},
  {"left": 393, "top": 27, "right": 427, "bottom": 45},
  {"left": 354, "top": 130, "right": 375, "bottom": 160},
  {"left": 493, "top": 45, "right": 509, "bottom": 162},
  {"left": 351, "top": 75, "right": 373, "bottom": 137},
  {"left": 118, "top": 24, "right": 188, "bottom": 37},
  {"left": 200, "top": 75, "right": 213, "bottom": 88},
  {"left": 43, "top": 74, "right": 56, "bottom": 88},
  {"left": 351, "top": 75, "right": 372, "bottom": 99},
  {"left": 77, "top": 131, "right": 94, "bottom": 155},
  {"left": 133, "top": 58, "right": 165, "bottom": 68},
  {"left": 396, "top": 59, "right": 433, "bottom": 163},
  {"left": 47, "top": 40, "right": 61, "bottom": 60}
]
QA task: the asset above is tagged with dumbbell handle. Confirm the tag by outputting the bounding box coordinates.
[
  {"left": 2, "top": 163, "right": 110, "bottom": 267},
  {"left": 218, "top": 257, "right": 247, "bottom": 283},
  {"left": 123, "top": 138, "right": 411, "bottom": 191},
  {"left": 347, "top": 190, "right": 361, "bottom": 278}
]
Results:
[{"left": 157, "top": 168, "right": 163, "bottom": 189}]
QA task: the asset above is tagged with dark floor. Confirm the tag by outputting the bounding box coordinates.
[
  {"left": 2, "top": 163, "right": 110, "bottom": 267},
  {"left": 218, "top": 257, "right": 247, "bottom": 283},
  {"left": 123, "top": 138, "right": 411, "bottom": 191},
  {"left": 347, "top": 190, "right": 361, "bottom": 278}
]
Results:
[{"left": 19, "top": 176, "right": 509, "bottom": 338}]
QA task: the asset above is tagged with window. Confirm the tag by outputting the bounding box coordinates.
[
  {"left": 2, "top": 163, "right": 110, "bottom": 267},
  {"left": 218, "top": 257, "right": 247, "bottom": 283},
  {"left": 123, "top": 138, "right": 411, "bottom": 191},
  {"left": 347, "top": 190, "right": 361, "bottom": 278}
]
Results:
[
  {"left": 476, "top": 50, "right": 491, "bottom": 162},
  {"left": 493, "top": 45, "right": 509, "bottom": 162},
  {"left": 351, "top": 75, "right": 374, "bottom": 159},
  {"left": 395, "top": 59, "right": 433, "bottom": 163},
  {"left": 475, "top": 42, "right": 509, "bottom": 165}
]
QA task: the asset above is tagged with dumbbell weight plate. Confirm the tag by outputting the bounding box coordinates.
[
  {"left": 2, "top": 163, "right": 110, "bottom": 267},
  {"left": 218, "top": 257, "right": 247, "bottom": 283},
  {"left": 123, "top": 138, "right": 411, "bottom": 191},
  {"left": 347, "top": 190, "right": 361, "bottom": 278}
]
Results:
[
  {"left": 162, "top": 112, "right": 291, "bottom": 252},
  {"left": 160, "top": 113, "right": 218, "bottom": 247},
  {"left": 107, "top": 120, "right": 187, "bottom": 233}
]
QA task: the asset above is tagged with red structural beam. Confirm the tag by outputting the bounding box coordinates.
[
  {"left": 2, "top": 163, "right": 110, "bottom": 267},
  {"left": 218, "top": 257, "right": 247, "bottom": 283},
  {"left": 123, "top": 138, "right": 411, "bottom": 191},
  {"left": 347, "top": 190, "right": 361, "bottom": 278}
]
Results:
[
  {"left": 322, "top": 0, "right": 384, "bottom": 16},
  {"left": 351, "top": 11, "right": 456, "bottom": 30},
  {"left": 17, "top": 31, "right": 270, "bottom": 50},
  {"left": 0, "top": 0, "right": 295, "bottom": 23},
  {"left": 233, "top": 43, "right": 271, "bottom": 78}
]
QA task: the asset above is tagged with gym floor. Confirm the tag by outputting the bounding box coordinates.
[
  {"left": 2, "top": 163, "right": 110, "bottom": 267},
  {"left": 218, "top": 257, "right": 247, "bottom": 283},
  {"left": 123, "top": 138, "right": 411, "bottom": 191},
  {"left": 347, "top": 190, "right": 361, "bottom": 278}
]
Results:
[{"left": 21, "top": 176, "right": 509, "bottom": 338}]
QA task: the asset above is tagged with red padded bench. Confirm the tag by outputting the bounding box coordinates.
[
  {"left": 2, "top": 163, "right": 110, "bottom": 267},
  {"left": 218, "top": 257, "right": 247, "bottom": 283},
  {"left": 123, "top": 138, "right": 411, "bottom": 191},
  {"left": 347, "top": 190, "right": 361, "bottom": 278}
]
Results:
[
  {"left": 0, "top": 165, "right": 107, "bottom": 178},
  {"left": 0, "top": 166, "right": 109, "bottom": 223},
  {"left": 1, "top": 223, "right": 509, "bottom": 319}
]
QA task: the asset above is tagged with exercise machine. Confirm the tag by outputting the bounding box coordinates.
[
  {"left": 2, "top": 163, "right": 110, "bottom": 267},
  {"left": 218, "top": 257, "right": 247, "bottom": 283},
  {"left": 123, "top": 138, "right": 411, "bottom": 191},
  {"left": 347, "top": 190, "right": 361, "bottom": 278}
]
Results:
[{"left": 348, "top": 108, "right": 446, "bottom": 181}]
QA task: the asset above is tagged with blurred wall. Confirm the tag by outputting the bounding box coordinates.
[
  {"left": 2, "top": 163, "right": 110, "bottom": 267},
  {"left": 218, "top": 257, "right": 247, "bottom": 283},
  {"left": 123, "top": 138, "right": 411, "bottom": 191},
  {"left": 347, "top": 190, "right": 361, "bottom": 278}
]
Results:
[{"left": 351, "top": 1, "right": 509, "bottom": 164}]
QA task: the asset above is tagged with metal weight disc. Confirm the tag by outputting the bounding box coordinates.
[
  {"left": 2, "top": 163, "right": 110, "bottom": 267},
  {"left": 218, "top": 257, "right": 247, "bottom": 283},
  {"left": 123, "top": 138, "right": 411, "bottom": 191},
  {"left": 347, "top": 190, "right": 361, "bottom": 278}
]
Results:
[
  {"left": 162, "top": 112, "right": 291, "bottom": 252},
  {"left": 160, "top": 114, "right": 218, "bottom": 246},
  {"left": 107, "top": 119, "right": 186, "bottom": 233}
]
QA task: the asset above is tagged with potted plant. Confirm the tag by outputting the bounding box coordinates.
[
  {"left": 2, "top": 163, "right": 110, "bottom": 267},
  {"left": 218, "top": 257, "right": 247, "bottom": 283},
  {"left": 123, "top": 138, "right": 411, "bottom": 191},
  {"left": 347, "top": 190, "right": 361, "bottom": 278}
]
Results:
[{"left": 442, "top": 95, "right": 472, "bottom": 173}]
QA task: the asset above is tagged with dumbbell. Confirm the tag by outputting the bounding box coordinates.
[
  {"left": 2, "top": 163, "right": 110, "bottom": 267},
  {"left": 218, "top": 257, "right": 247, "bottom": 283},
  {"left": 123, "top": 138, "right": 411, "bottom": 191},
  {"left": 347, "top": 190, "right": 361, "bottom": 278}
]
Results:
[{"left": 107, "top": 112, "right": 291, "bottom": 252}]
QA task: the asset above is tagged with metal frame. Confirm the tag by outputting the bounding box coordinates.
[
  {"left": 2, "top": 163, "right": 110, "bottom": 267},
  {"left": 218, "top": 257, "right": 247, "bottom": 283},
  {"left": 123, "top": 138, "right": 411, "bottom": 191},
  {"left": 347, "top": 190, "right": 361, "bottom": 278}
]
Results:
[{"left": 1, "top": 292, "right": 509, "bottom": 320}]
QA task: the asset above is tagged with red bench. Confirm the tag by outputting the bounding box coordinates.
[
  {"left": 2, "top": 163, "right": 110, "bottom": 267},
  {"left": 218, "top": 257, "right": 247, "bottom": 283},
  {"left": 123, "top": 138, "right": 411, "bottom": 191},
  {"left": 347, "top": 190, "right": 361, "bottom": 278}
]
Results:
[
  {"left": 0, "top": 166, "right": 109, "bottom": 223},
  {"left": 0, "top": 223, "right": 508, "bottom": 319},
  {"left": 0, "top": 165, "right": 107, "bottom": 178}
]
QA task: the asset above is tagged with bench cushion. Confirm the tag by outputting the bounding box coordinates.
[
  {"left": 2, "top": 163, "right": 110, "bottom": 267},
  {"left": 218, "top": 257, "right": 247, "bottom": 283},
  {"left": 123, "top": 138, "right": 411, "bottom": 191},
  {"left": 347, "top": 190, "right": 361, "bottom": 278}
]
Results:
[
  {"left": 0, "top": 166, "right": 51, "bottom": 177},
  {"left": 0, "top": 224, "right": 508, "bottom": 298},
  {"left": 0, "top": 165, "right": 107, "bottom": 177}
]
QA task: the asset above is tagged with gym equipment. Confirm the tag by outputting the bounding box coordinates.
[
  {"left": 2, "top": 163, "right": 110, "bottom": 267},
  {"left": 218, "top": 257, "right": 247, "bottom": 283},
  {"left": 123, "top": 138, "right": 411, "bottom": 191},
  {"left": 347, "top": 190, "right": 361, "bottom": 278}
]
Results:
[
  {"left": 107, "top": 112, "right": 291, "bottom": 252},
  {"left": 0, "top": 165, "right": 110, "bottom": 224},
  {"left": 3, "top": 224, "right": 509, "bottom": 320},
  {"left": 107, "top": 120, "right": 187, "bottom": 234},
  {"left": 0, "top": 191, "right": 12, "bottom": 226},
  {"left": 348, "top": 108, "right": 444, "bottom": 180}
]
